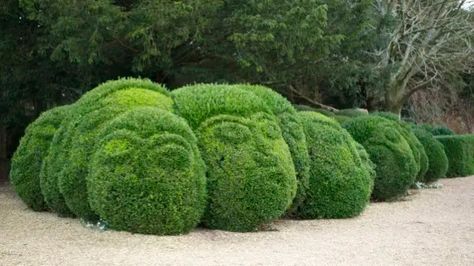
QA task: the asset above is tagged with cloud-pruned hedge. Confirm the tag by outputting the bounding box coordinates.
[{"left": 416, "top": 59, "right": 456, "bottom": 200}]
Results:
[
  {"left": 435, "top": 135, "right": 474, "bottom": 177},
  {"left": 172, "top": 84, "right": 297, "bottom": 231},
  {"left": 296, "top": 111, "right": 373, "bottom": 218}
]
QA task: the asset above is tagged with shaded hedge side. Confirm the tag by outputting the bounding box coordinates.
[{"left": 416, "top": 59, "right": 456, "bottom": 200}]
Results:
[{"left": 435, "top": 135, "right": 474, "bottom": 177}]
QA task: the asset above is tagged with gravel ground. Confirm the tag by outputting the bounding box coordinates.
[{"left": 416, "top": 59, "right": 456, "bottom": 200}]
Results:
[{"left": 1, "top": 177, "right": 473, "bottom": 266}]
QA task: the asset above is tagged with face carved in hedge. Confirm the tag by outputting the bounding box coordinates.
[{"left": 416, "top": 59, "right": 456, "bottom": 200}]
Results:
[
  {"left": 87, "top": 107, "right": 206, "bottom": 235},
  {"left": 197, "top": 112, "right": 296, "bottom": 231}
]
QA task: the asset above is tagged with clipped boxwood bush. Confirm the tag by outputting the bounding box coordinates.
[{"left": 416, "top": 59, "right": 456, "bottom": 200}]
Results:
[
  {"left": 238, "top": 85, "right": 310, "bottom": 214},
  {"left": 412, "top": 127, "right": 448, "bottom": 183},
  {"left": 373, "top": 112, "right": 429, "bottom": 182},
  {"left": 435, "top": 135, "right": 474, "bottom": 177},
  {"left": 296, "top": 112, "right": 373, "bottom": 218},
  {"left": 172, "top": 84, "right": 297, "bottom": 232},
  {"left": 10, "top": 105, "right": 71, "bottom": 211},
  {"left": 41, "top": 78, "right": 170, "bottom": 217},
  {"left": 87, "top": 107, "right": 206, "bottom": 235},
  {"left": 342, "top": 116, "right": 418, "bottom": 201},
  {"left": 421, "top": 124, "right": 455, "bottom": 136}
]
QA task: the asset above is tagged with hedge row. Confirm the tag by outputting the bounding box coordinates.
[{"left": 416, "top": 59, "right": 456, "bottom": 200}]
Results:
[
  {"left": 9, "top": 78, "right": 471, "bottom": 236},
  {"left": 435, "top": 135, "right": 474, "bottom": 177}
]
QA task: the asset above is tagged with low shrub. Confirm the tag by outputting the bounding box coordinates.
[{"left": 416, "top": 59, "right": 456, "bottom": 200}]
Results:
[
  {"left": 412, "top": 127, "right": 448, "bottom": 183},
  {"left": 435, "top": 135, "right": 474, "bottom": 177},
  {"left": 296, "top": 112, "right": 373, "bottom": 218},
  {"left": 421, "top": 124, "right": 455, "bottom": 136},
  {"left": 87, "top": 107, "right": 207, "bottom": 235},
  {"left": 172, "top": 84, "right": 297, "bottom": 232},
  {"left": 373, "top": 112, "right": 429, "bottom": 182},
  {"left": 342, "top": 116, "right": 418, "bottom": 201},
  {"left": 238, "top": 85, "right": 310, "bottom": 214},
  {"left": 10, "top": 105, "right": 71, "bottom": 211}
]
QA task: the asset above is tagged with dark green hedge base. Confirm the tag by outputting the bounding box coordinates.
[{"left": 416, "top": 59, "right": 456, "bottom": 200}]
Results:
[
  {"left": 412, "top": 127, "right": 448, "bottom": 183},
  {"left": 297, "top": 112, "right": 373, "bottom": 218},
  {"left": 173, "top": 84, "right": 297, "bottom": 232},
  {"left": 10, "top": 105, "right": 71, "bottom": 211},
  {"left": 343, "top": 116, "right": 418, "bottom": 201},
  {"left": 436, "top": 135, "right": 474, "bottom": 177},
  {"left": 88, "top": 107, "right": 207, "bottom": 235}
]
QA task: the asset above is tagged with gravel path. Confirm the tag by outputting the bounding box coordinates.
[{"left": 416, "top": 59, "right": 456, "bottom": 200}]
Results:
[{"left": 1, "top": 177, "right": 473, "bottom": 266}]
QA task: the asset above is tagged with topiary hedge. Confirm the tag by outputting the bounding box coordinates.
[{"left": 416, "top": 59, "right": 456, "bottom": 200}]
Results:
[
  {"left": 172, "top": 84, "right": 297, "bottom": 232},
  {"left": 411, "top": 127, "right": 448, "bottom": 183},
  {"left": 296, "top": 112, "right": 373, "bottom": 218},
  {"left": 87, "top": 107, "right": 207, "bottom": 235},
  {"left": 435, "top": 135, "right": 474, "bottom": 177},
  {"left": 421, "top": 124, "right": 455, "bottom": 136},
  {"left": 60, "top": 87, "right": 173, "bottom": 221},
  {"left": 238, "top": 85, "right": 310, "bottom": 215},
  {"left": 342, "top": 116, "right": 418, "bottom": 201},
  {"left": 373, "top": 112, "right": 429, "bottom": 182},
  {"left": 40, "top": 78, "right": 171, "bottom": 217},
  {"left": 10, "top": 105, "right": 71, "bottom": 211}
]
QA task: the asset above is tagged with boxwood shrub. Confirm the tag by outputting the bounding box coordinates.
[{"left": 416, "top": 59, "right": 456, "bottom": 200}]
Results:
[
  {"left": 172, "top": 84, "right": 297, "bottom": 232},
  {"left": 238, "top": 85, "right": 310, "bottom": 214},
  {"left": 10, "top": 105, "right": 71, "bottom": 211},
  {"left": 435, "top": 135, "right": 474, "bottom": 177},
  {"left": 412, "top": 127, "right": 448, "bottom": 183},
  {"left": 421, "top": 124, "right": 455, "bottom": 136},
  {"left": 373, "top": 112, "right": 429, "bottom": 182},
  {"left": 41, "top": 78, "right": 170, "bottom": 217},
  {"left": 342, "top": 116, "right": 418, "bottom": 201},
  {"left": 296, "top": 112, "right": 373, "bottom": 218},
  {"left": 87, "top": 107, "right": 207, "bottom": 235}
]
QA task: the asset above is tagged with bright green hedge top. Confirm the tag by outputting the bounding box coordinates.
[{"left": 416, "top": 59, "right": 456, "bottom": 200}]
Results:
[
  {"left": 59, "top": 87, "right": 173, "bottom": 220},
  {"left": 435, "top": 135, "right": 474, "bottom": 177},
  {"left": 88, "top": 107, "right": 207, "bottom": 235},
  {"left": 237, "top": 85, "right": 310, "bottom": 215},
  {"left": 373, "top": 112, "right": 428, "bottom": 182},
  {"left": 296, "top": 111, "right": 373, "bottom": 218},
  {"left": 412, "top": 127, "right": 448, "bottom": 183},
  {"left": 172, "top": 84, "right": 297, "bottom": 232},
  {"left": 10, "top": 105, "right": 71, "bottom": 211},
  {"left": 41, "top": 79, "right": 171, "bottom": 217},
  {"left": 342, "top": 115, "right": 417, "bottom": 201}
]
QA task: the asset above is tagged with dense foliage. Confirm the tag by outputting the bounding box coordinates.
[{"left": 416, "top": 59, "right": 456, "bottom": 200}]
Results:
[
  {"left": 421, "top": 124, "right": 455, "bottom": 136},
  {"left": 172, "top": 84, "right": 297, "bottom": 231},
  {"left": 10, "top": 105, "right": 71, "bottom": 211},
  {"left": 412, "top": 127, "right": 448, "bottom": 183},
  {"left": 342, "top": 116, "right": 417, "bottom": 201},
  {"left": 296, "top": 111, "right": 373, "bottom": 218},
  {"left": 435, "top": 135, "right": 474, "bottom": 177},
  {"left": 88, "top": 107, "right": 206, "bottom": 235}
]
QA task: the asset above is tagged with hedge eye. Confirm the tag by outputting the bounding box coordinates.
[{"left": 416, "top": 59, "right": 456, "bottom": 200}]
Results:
[{"left": 213, "top": 123, "right": 251, "bottom": 144}]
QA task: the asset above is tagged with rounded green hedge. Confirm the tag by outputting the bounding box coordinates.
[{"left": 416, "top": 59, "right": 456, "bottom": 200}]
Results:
[
  {"left": 421, "top": 124, "right": 455, "bottom": 136},
  {"left": 296, "top": 112, "right": 373, "bottom": 218},
  {"left": 435, "top": 135, "right": 474, "bottom": 177},
  {"left": 172, "top": 84, "right": 297, "bottom": 232},
  {"left": 342, "top": 116, "right": 418, "bottom": 201},
  {"left": 41, "top": 78, "right": 170, "bottom": 217},
  {"left": 238, "top": 85, "right": 310, "bottom": 215},
  {"left": 60, "top": 87, "right": 173, "bottom": 221},
  {"left": 87, "top": 107, "right": 206, "bottom": 235},
  {"left": 411, "top": 127, "right": 448, "bottom": 183},
  {"left": 10, "top": 105, "right": 71, "bottom": 211},
  {"left": 373, "top": 112, "right": 428, "bottom": 182}
]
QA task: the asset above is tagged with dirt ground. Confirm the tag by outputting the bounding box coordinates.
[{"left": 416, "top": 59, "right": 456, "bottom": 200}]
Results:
[{"left": 1, "top": 177, "right": 473, "bottom": 266}]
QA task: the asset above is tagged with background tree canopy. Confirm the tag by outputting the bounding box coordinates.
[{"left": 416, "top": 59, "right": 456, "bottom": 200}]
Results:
[{"left": 1, "top": 0, "right": 473, "bottom": 164}]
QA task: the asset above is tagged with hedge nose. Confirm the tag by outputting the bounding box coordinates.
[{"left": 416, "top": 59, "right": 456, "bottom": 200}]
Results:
[
  {"left": 342, "top": 116, "right": 417, "bottom": 201},
  {"left": 435, "top": 135, "right": 474, "bottom": 177},
  {"left": 173, "top": 84, "right": 297, "bottom": 232},
  {"left": 297, "top": 112, "right": 373, "bottom": 218},
  {"left": 87, "top": 107, "right": 207, "bottom": 235}
]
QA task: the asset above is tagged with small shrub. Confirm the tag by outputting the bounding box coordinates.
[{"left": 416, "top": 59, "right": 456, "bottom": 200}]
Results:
[
  {"left": 10, "top": 105, "right": 71, "bottom": 211},
  {"left": 172, "top": 84, "right": 297, "bottom": 232},
  {"left": 238, "top": 85, "right": 310, "bottom": 215},
  {"left": 435, "top": 135, "right": 474, "bottom": 177},
  {"left": 412, "top": 127, "right": 448, "bottom": 183},
  {"left": 421, "top": 124, "right": 455, "bottom": 136},
  {"left": 87, "top": 107, "right": 206, "bottom": 235},
  {"left": 342, "top": 116, "right": 418, "bottom": 201},
  {"left": 296, "top": 112, "right": 373, "bottom": 218}
]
